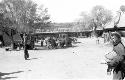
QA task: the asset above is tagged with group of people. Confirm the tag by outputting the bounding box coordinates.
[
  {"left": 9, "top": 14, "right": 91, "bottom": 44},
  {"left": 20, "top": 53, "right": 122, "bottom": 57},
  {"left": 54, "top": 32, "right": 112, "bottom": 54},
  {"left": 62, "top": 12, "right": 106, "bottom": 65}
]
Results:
[
  {"left": 42, "top": 36, "right": 74, "bottom": 49},
  {"left": 103, "top": 31, "right": 112, "bottom": 43}
]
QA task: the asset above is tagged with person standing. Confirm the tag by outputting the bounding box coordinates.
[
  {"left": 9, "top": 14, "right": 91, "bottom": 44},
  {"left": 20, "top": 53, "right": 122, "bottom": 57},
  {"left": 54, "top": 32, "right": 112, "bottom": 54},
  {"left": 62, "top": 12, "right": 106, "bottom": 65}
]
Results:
[
  {"left": 96, "top": 37, "right": 99, "bottom": 44},
  {"left": 23, "top": 33, "right": 29, "bottom": 60},
  {"left": 41, "top": 38, "right": 44, "bottom": 47},
  {"left": 106, "top": 32, "right": 125, "bottom": 80}
]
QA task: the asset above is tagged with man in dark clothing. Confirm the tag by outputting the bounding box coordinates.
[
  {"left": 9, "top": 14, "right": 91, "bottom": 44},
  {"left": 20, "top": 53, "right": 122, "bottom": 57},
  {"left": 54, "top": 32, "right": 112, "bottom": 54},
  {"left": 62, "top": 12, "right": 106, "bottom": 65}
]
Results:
[
  {"left": 23, "top": 34, "right": 29, "bottom": 60},
  {"left": 50, "top": 37, "right": 57, "bottom": 49},
  {"left": 24, "top": 44, "right": 29, "bottom": 60}
]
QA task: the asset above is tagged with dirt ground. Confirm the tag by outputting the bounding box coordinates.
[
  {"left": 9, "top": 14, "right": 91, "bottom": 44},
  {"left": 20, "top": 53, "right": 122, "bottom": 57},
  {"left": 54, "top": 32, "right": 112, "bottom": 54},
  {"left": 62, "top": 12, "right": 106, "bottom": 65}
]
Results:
[{"left": 0, "top": 38, "right": 114, "bottom": 80}]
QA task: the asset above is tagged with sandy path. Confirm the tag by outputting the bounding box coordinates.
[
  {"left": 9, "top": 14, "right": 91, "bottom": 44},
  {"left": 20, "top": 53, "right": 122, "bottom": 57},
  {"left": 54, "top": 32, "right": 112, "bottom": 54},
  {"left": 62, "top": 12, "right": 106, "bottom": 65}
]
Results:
[{"left": 0, "top": 38, "right": 113, "bottom": 80}]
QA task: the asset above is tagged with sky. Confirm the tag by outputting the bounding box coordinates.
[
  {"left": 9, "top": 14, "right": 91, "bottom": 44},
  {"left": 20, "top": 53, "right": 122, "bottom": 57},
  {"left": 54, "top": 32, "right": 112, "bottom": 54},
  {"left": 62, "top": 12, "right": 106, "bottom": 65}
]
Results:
[{"left": 33, "top": 0, "right": 125, "bottom": 23}]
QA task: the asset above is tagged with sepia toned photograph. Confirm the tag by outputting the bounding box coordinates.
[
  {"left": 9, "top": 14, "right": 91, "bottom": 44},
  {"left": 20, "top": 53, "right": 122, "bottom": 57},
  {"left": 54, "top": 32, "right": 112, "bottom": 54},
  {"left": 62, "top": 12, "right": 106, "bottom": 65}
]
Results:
[{"left": 0, "top": 0, "right": 125, "bottom": 80}]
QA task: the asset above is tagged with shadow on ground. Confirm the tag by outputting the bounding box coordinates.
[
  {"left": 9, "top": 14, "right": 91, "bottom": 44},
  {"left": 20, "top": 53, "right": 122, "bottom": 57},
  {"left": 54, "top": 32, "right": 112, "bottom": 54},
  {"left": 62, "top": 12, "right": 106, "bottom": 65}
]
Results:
[
  {"left": 0, "top": 71, "right": 24, "bottom": 80},
  {"left": 27, "top": 58, "right": 39, "bottom": 60}
]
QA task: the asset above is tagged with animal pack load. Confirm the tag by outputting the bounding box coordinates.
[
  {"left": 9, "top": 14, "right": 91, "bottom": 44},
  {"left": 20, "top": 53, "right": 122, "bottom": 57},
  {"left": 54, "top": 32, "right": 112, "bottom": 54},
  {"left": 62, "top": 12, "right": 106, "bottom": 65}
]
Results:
[
  {"left": 105, "top": 51, "right": 123, "bottom": 67},
  {"left": 105, "top": 51, "right": 117, "bottom": 62}
]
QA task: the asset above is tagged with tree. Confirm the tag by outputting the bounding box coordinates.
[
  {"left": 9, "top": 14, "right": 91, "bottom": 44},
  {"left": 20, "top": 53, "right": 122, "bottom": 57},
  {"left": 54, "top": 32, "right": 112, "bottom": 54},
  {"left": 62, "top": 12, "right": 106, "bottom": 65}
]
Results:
[
  {"left": 1, "top": 0, "right": 50, "bottom": 49},
  {"left": 0, "top": 0, "right": 38, "bottom": 49},
  {"left": 34, "top": 5, "right": 50, "bottom": 30},
  {"left": 91, "top": 5, "right": 113, "bottom": 36},
  {"left": 77, "top": 5, "right": 113, "bottom": 37},
  {"left": 3, "top": 0, "right": 38, "bottom": 33},
  {"left": 120, "top": 5, "right": 125, "bottom": 13},
  {"left": 79, "top": 12, "right": 93, "bottom": 30}
]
